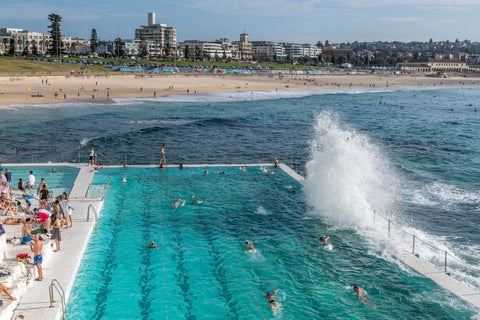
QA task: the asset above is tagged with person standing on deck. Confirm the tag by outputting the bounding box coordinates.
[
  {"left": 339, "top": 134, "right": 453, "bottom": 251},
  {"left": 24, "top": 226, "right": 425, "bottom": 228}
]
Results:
[
  {"left": 36, "top": 178, "right": 45, "bottom": 197},
  {"left": 30, "top": 235, "right": 43, "bottom": 281},
  {"left": 159, "top": 144, "right": 167, "bottom": 167},
  {"left": 27, "top": 171, "right": 36, "bottom": 194},
  {"left": 274, "top": 157, "right": 279, "bottom": 168},
  {"left": 88, "top": 147, "right": 95, "bottom": 166},
  {"left": 4, "top": 168, "right": 12, "bottom": 186}
]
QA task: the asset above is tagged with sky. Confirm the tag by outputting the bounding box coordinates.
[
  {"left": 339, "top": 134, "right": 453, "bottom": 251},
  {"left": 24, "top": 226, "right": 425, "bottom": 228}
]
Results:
[{"left": 1, "top": 0, "right": 480, "bottom": 44}]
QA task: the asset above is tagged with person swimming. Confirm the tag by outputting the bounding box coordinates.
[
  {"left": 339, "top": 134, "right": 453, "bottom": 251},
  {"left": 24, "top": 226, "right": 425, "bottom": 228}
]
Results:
[
  {"left": 265, "top": 289, "right": 280, "bottom": 310},
  {"left": 173, "top": 199, "right": 184, "bottom": 210},
  {"left": 320, "top": 236, "right": 329, "bottom": 245},
  {"left": 353, "top": 285, "right": 376, "bottom": 308},
  {"left": 266, "top": 218, "right": 275, "bottom": 223},
  {"left": 245, "top": 240, "right": 255, "bottom": 250},
  {"left": 146, "top": 241, "right": 159, "bottom": 249},
  {"left": 192, "top": 195, "right": 203, "bottom": 204},
  {"left": 121, "top": 173, "right": 127, "bottom": 184}
]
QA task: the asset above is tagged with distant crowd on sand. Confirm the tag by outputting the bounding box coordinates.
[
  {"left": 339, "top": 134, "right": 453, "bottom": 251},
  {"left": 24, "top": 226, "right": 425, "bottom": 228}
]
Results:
[{"left": 0, "top": 165, "right": 74, "bottom": 292}]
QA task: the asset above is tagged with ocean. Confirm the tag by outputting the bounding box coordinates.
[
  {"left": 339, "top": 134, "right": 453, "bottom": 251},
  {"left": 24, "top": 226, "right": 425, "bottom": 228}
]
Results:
[{"left": 1, "top": 86, "right": 479, "bottom": 318}]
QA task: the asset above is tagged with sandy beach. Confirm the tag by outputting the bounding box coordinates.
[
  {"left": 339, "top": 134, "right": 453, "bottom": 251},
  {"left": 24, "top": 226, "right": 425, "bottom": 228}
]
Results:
[{"left": 0, "top": 73, "right": 479, "bottom": 106}]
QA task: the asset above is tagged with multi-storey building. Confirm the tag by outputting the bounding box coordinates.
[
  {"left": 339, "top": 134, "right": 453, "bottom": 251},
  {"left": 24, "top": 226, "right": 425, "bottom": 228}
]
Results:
[
  {"left": 234, "top": 33, "right": 252, "bottom": 60},
  {"left": 135, "top": 12, "right": 177, "bottom": 52},
  {"left": 251, "top": 41, "right": 285, "bottom": 61}
]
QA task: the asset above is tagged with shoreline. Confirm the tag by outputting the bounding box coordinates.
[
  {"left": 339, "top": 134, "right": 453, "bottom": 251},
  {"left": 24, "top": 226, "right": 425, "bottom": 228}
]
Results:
[{"left": 1, "top": 73, "right": 479, "bottom": 107}]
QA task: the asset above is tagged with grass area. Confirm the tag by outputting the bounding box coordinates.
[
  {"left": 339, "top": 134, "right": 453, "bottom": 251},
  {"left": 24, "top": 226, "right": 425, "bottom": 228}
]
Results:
[
  {"left": 63, "top": 57, "right": 329, "bottom": 69},
  {"left": 0, "top": 57, "right": 109, "bottom": 73}
]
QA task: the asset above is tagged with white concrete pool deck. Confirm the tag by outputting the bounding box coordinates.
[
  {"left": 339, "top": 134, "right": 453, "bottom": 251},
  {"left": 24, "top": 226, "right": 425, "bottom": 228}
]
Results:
[
  {"left": 5, "top": 162, "right": 479, "bottom": 319},
  {"left": 7, "top": 164, "right": 103, "bottom": 320}
]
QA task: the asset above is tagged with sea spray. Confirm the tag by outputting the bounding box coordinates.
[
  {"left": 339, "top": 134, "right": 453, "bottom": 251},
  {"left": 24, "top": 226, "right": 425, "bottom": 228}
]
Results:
[
  {"left": 304, "top": 111, "right": 397, "bottom": 229},
  {"left": 304, "top": 111, "right": 480, "bottom": 290}
]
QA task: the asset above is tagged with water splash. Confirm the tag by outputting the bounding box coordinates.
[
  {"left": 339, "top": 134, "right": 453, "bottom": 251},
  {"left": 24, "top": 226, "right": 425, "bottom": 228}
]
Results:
[{"left": 304, "top": 111, "right": 397, "bottom": 229}]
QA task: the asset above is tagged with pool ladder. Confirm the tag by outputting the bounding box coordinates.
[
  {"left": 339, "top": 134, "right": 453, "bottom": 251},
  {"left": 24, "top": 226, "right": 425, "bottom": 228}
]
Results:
[
  {"left": 87, "top": 204, "right": 98, "bottom": 232},
  {"left": 49, "top": 279, "right": 66, "bottom": 320}
]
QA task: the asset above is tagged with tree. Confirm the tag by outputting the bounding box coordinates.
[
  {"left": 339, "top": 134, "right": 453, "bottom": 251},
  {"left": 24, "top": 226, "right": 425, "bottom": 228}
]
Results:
[
  {"left": 8, "top": 38, "right": 15, "bottom": 56},
  {"left": 114, "top": 37, "right": 124, "bottom": 57},
  {"left": 90, "top": 28, "right": 98, "bottom": 54},
  {"left": 194, "top": 45, "right": 202, "bottom": 61},
  {"left": 31, "top": 39, "right": 38, "bottom": 56},
  {"left": 325, "top": 40, "right": 330, "bottom": 46},
  {"left": 316, "top": 41, "right": 323, "bottom": 48},
  {"left": 138, "top": 40, "right": 148, "bottom": 59},
  {"left": 48, "top": 13, "right": 63, "bottom": 57},
  {"left": 164, "top": 42, "right": 171, "bottom": 58},
  {"left": 184, "top": 45, "right": 190, "bottom": 60}
]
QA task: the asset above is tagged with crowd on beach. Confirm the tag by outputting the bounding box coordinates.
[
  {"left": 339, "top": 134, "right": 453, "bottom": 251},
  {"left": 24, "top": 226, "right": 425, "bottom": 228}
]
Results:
[{"left": 0, "top": 166, "right": 74, "bottom": 291}]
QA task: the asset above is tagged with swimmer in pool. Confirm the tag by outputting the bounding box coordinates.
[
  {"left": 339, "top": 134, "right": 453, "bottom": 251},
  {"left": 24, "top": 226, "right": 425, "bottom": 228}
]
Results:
[
  {"left": 245, "top": 241, "right": 255, "bottom": 250},
  {"left": 173, "top": 199, "right": 184, "bottom": 210},
  {"left": 218, "top": 169, "right": 225, "bottom": 174},
  {"left": 121, "top": 173, "right": 127, "bottom": 184},
  {"left": 147, "top": 241, "right": 159, "bottom": 249},
  {"left": 320, "top": 236, "right": 329, "bottom": 245},
  {"left": 265, "top": 289, "right": 280, "bottom": 310},
  {"left": 266, "top": 218, "right": 275, "bottom": 223},
  {"left": 353, "top": 285, "right": 376, "bottom": 307},
  {"left": 193, "top": 195, "right": 202, "bottom": 204},
  {"left": 204, "top": 171, "right": 209, "bottom": 176}
]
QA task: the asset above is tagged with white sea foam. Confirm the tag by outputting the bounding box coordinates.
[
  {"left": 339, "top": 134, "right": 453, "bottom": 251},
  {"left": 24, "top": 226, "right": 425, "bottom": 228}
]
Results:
[
  {"left": 256, "top": 206, "right": 271, "bottom": 216},
  {"left": 112, "top": 86, "right": 427, "bottom": 104},
  {"left": 80, "top": 137, "right": 98, "bottom": 147},
  {"left": 303, "top": 111, "right": 480, "bottom": 290}
]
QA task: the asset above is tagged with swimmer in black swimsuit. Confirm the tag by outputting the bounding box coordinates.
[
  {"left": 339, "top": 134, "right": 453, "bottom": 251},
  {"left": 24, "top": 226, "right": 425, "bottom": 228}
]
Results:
[{"left": 265, "top": 289, "right": 279, "bottom": 310}]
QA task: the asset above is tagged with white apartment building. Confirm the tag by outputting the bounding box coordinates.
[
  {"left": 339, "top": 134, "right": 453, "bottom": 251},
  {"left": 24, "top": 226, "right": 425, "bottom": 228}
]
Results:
[
  {"left": 135, "top": 12, "right": 177, "bottom": 49},
  {"left": 251, "top": 41, "right": 286, "bottom": 61}
]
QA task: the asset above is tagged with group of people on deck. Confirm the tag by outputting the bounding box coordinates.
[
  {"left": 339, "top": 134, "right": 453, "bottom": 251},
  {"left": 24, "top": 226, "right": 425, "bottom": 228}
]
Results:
[{"left": 1, "top": 169, "right": 74, "bottom": 284}]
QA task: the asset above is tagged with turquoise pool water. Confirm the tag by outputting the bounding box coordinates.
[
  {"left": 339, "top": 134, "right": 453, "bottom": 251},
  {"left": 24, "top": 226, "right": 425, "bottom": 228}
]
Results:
[
  {"left": 5, "top": 166, "right": 79, "bottom": 196},
  {"left": 67, "top": 166, "right": 477, "bottom": 319}
]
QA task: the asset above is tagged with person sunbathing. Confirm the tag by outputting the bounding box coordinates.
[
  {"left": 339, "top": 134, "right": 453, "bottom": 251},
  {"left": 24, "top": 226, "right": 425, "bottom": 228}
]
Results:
[{"left": 2, "top": 217, "right": 24, "bottom": 225}]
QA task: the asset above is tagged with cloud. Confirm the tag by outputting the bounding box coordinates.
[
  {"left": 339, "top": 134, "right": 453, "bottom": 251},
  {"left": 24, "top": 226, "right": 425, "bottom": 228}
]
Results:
[
  {"left": 376, "top": 17, "right": 423, "bottom": 22},
  {"left": 182, "top": 0, "right": 480, "bottom": 15},
  {"left": 182, "top": 0, "right": 342, "bottom": 17},
  {"left": 0, "top": 3, "right": 104, "bottom": 21}
]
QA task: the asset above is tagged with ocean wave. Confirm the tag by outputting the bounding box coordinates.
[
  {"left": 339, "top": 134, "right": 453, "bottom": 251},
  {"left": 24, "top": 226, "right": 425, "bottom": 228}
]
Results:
[
  {"left": 303, "top": 110, "right": 480, "bottom": 291},
  {"left": 111, "top": 86, "right": 434, "bottom": 104}
]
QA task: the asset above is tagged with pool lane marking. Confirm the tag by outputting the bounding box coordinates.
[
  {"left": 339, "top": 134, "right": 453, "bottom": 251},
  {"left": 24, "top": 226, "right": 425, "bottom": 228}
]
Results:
[
  {"left": 242, "top": 170, "right": 366, "bottom": 319},
  {"left": 200, "top": 175, "right": 267, "bottom": 320},
  {"left": 156, "top": 170, "right": 169, "bottom": 320},
  {"left": 182, "top": 174, "right": 241, "bottom": 317}
]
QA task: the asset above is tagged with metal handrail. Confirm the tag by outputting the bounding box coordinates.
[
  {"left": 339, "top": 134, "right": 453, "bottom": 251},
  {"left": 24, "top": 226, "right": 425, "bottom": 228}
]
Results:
[
  {"left": 96, "top": 151, "right": 114, "bottom": 165},
  {"left": 49, "top": 279, "right": 66, "bottom": 320},
  {"left": 372, "top": 209, "right": 473, "bottom": 277},
  {"left": 103, "top": 177, "right": 111, "bottom": 201},
  {"left": 87, "top": 203, "right": 98, "bottom": 232}
]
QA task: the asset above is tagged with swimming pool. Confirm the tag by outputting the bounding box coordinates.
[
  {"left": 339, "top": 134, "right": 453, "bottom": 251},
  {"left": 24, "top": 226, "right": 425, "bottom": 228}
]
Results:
[
  {"left": 5, "top": 166, "right": 79, "bottom": 196},
  {"left": 67, "top": 167, "right": 477, "bottom": 319}
]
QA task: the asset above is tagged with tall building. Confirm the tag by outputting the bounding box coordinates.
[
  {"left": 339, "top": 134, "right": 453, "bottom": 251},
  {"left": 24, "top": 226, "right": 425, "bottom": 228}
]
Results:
[
  {"left": 235, "top": 33, "right": 252, "bottom": 60},
  {"left": 135, "top": 12, "right": 177, "bottom": 54}
]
